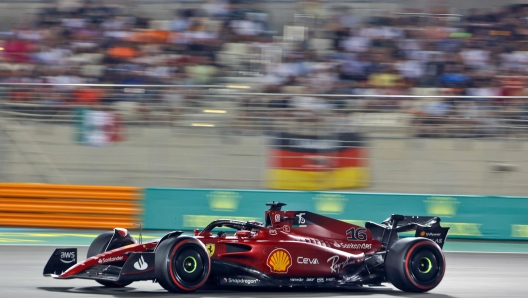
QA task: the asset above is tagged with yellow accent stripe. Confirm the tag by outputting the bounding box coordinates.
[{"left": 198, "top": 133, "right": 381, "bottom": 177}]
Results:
[
  {"left": 0, "top": 238, "right": 43, "bottom": 243},
  {"left": 267, "top": 167, "right": 369, "bottom": 190}
]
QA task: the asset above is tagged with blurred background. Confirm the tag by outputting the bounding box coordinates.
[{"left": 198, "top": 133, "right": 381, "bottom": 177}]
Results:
[{"left": 2, "top": 0, "right": 528, "bottom": 197}]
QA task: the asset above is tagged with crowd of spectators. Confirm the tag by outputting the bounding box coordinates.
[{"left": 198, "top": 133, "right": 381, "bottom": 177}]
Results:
[{"left": 2, "top": 0, "right": 528, "bottom": 137}]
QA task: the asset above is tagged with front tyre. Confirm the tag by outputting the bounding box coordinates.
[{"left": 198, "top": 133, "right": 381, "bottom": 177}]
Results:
[
  {"left": 87, "top": 232, "right": 132, "bottom": 288},
  {"left": 385, "top": 237, "right": 446, "bottom": 293},
  {"left": 155, "top": 236, "right": 211, "bottom": 293}
]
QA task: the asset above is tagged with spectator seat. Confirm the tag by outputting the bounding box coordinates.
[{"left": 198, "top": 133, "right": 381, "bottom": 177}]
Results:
[{"left": 149, "top": 20, "right": 171, "bottom": 31}]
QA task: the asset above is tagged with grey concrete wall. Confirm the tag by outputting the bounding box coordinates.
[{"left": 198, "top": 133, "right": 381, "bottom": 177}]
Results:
[{"left": 2, "top": 122, "right": 527, "bottom": 197}]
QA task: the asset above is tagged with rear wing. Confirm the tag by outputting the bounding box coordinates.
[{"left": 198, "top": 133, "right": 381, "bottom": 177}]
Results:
[
  {"left": 381, "top": 215, "right": 441, "bottom": 229},
  {"left": 366, "top": 214, "right": 450, "bottom": 249}
]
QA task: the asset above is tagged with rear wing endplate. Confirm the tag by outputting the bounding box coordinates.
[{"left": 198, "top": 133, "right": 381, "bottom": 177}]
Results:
[{"left": 367, "top": 214, "right": 450, "bottom": 249}]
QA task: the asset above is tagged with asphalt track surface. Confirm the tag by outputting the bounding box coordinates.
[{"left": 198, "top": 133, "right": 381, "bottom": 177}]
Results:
[{"left": 1, "top": 245, "right": 526, "bottom": 298}]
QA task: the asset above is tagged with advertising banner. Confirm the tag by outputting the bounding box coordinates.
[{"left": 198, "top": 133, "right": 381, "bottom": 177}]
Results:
[
  {"left": 143, "top": 188, "right": 528, "bottom": 241},
  {"left": 266, "top": 132, "right": 369, "bottom": 190}
]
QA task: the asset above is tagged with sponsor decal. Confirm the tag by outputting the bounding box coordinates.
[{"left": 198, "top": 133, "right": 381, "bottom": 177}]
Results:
[
  {"left": 327, "top": 255, "right": 356, "bottom": 273},
  {"left": 333, "top": 242, "right": 372, "bottom": 250},
  {"left": 306, "top": 278, "right": 315, "bottom": 282},
  {"left": 98, "top": 255, "right": 124, "bottom": 264},
  {"left": 133, "top": 255, "right": 148, "bottom": 271},
  {"left": 267, "top": 248, "right": 292, "bottom": 273},
  {"left": 221, "top": 277, "right": 259, "bottom": 285},
  {"left": 59, "top": 251, "right": 76, "bottom": 264},
  {"left": 205, "top": 244, "right": 215, "bottom": 257},
  {"left": 275, "top": 214, "right": 281, "bottom": 223},
  {"left": 416, "top": 227, "right": 450, "bottom": 248},
  {"left": 295, "top": 212, "right": 307, "bottom": 227},
  {"left": 317, "top": 277, "right": 324, "bottom": 283},
  {"left": 290, "top": 278, "right": 304, "bottom": 282},
  {"left": 432, "top": 238, "right": 444, "bottom": 245},
  {"left": 346, "top": 227, "right": 367, "bottom": 241},
  {"left": 269, "top": 229, "right": 278, "bottom": 236},
  {"left": 297, "top": 256, "right": 319, "bottom": 265},
  {"left": 326, "top": 277, "right": 336, "bottom": 282},
  {"left": 282, "top": 225, "right": 291, "bottom": 233}
]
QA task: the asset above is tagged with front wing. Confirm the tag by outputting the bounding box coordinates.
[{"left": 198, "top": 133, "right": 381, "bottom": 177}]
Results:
[{"left": 44, "top": 249, "right": 156, "bottom": 283}]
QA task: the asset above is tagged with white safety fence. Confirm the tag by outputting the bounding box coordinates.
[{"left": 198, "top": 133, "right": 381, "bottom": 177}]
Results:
[{"left": 1, "top": 83, "right": 528, "bottom": 196}]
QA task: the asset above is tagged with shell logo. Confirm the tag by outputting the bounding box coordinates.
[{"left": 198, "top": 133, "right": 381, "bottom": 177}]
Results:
[
  {"left": 420, "top": 231, "right": 426, "bottom": 237},
  {"left": 267, "top": 248, "right": 292, "bottom": 273}
]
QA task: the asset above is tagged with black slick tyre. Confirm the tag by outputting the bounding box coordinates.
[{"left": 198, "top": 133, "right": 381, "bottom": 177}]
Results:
[
  {"left": 87, "top": 232, "right": 132, "bottom": 288},
  {"left": 385, "top": 237, "right": 446, "bottom": 293},
  {"left": 155, "top": 236, "right": 211, "bottom": 293}
]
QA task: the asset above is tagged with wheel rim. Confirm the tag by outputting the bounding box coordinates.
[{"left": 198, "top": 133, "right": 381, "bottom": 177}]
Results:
[
  {"left": 173, "top": 246, "right": 205, "bottom": 284},
  {"left": 409, "top": 247, "right": 442, "bottom": 284},
  {"left": 183, "top": 256, "right": 197, "bottom": 273},
  {"left": 418, "top": 257, "right": 432, "bottom": 274}
]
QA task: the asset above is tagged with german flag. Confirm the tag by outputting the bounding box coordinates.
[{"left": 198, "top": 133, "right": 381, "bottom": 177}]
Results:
[{"left": 267, "top": 132, "right": 369, "bottom": 190}]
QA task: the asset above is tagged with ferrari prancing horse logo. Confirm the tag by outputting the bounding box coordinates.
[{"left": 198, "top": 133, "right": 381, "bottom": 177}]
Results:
[{"left": 205, "top": 244, "right": 215, "bottom": 257}]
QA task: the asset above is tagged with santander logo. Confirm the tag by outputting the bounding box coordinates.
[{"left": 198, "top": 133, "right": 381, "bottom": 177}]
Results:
[{"left": 134, "top": 256, "right": 148, "bottom": 270}]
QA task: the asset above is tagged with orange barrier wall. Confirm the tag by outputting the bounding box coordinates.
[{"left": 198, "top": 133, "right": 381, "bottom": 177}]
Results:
[{"left": 0, "top": 183, "right": 141, "bottom": 229}]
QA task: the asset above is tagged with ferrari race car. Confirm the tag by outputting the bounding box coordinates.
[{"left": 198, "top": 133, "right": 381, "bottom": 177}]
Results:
[{"left": 43, "top": 202, "right": 449, "bottom": 293}]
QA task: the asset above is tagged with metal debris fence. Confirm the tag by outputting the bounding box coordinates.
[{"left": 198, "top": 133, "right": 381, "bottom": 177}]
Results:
[{"left": 1, "top": 83, "right": 528, "bottom": 196}]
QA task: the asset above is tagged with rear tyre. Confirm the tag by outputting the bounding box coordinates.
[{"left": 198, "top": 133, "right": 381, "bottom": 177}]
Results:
[
  {"left": 385, "top": 237, "right": 445, "bottom": 293},
  {"left": 155, "top": 236, "right": 211, "bottom": 293},
  {"left": 87, "top": 232, "right": 133, "bottom": 288}
]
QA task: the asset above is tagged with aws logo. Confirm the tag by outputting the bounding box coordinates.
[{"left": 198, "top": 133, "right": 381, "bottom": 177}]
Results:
[
  {"left": 424, "top": 196, "right": 460, "bottom": 218},
  {"left": 312, "top": 194, "right": 347, "bottom": 214},
  {"left": 59, "top": 251, "right": 76, "bottom": 264},
  {"left": 267, "top": 248, "right": 292, "bottom": 273},
  {"left": 207, "top": 191, "right": 241, "bottom": 212}
]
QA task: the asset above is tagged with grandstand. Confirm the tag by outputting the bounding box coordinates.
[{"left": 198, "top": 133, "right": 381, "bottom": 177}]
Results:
[{"left": 2, "top": 0, "right": 528, "bottom": 196}]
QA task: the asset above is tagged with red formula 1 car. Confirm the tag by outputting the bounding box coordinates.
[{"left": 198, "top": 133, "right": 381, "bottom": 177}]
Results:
[{"left": 43, "top": 202, "right": 449, "bottom": 293}]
